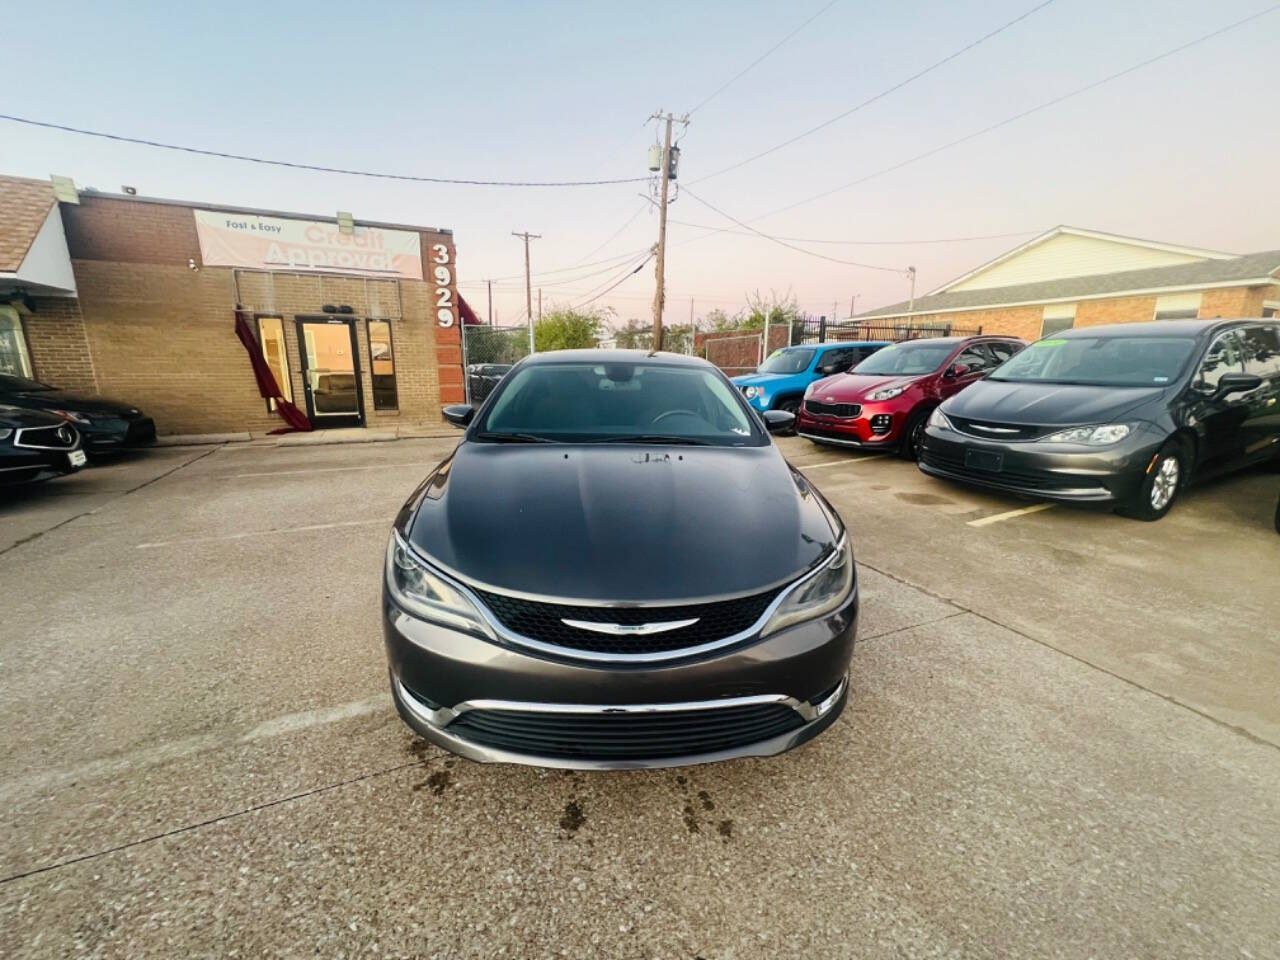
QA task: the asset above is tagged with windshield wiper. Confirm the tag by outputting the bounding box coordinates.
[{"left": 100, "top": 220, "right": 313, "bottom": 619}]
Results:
[
  {"left": 592, "top": 434, "right": 715, "bottom": 445},
  {"left": 473, "top": 431, "right": 558, "bottom": 443}
]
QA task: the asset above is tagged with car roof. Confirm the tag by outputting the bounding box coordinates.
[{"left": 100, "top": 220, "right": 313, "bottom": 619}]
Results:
[
  {"left": 519, "top": 348, "right": 713, "bottom": 367},
  {"left": 1053, "top": 318, "right": 1270, "bottom": 339},
  {"left": 813, "top": 340, "right": 894, "bottom": 348}
]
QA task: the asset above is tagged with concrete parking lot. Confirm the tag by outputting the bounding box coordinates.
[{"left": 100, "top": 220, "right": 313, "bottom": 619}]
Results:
[{"left": 2, "top": 436, "right": 1278, "bottom": 959}]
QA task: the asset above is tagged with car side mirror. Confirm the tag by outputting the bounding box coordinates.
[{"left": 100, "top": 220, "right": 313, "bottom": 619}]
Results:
[
  {"left": 762, "top": 409, "right": 795, "bottom": 434},
  {"left": 945, "top": 363, "right": 970, "bottom": 380},
  {"left": 1213, "top": 372, "right": 1263, "bottom": 399},
  {"left": 442, "top": 404, "right": 475, "bottom": 428}
]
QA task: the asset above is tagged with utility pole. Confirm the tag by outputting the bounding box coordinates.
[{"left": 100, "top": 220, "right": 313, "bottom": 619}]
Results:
[
  {"left": 906, "top": 266, "right": 917, "bottom": 315},
  {"left": 833, "top": 299, "right": 839, "bottom": 322},
  {"left": 649, "top": 110, "right": 688, "bottom": 352},
  {"left": 849, "top": 294, "right": 859, "bottom": 317},
  {"left": 487, "top": 280, "right": 493, "bottom": 325},
  {"left": 538, "top": 288, "right": 542, "bottom": 321},
  {"left": 688, "top": 297, "right": 694, "bottom": 355},
  {"left": 513, "top": 230, "right": 540, "bottom": 351}
]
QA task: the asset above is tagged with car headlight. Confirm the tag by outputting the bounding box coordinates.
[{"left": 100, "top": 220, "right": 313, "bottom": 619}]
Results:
[
  {"left": 761, "top": 536, "right": 855, "bottom": 637},
  {"left": 386, "top": 532, "right": 495, "bottom": 638},
  {"left": 0, "top": 429, "right": 11, "bottom": 441},
  {"left": 1041, "top": 424, "right": 1131, "bottom": 445},
  {"left": 47, "top": 408, "right": 92, "bottom": 425},
  {"left": 928, "top": 407, "right": 950, "bottom": 429},
  {"left": 867, "top": 384, "right": 907, "bottom": 401},
  {"left": 744, "top": 386, "right": 762, "bottom": 399}
]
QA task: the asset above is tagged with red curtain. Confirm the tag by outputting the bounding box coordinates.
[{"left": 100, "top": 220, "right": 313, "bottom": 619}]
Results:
[{"left": 233, "top": 311, "right": 313, "bottom": 433}]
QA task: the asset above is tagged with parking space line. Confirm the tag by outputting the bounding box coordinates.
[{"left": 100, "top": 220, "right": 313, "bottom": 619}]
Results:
[
  {"left": 227, "top": 463, "right": 426, "bottom": 479},
  {"left": 137, "top": 519, "right": 388, "bottom": 549},
  {"left": 966, "top": 503, "right": 1056, "bottom": 527},
  {"left": 797, "top": 456, "right": 889, "bottom": 470}
]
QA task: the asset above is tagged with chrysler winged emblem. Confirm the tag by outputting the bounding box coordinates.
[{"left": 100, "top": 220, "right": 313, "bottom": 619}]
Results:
[{"left": 561, "top": 618, "right": 699, "bottom": 636}]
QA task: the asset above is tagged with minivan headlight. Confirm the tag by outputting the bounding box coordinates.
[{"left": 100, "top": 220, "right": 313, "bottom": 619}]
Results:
[
  {"left": 1041, "top": 424, "right": 1131, "bottom": 445},
  {"left": 928, "top": 407, "right": 950, "bottom": 429},
  {"left": 386, "top": 532, "right": 494, "bottom": 638},
  {"left": 761, "top": 537, "right": 855, "bottom": 637}
]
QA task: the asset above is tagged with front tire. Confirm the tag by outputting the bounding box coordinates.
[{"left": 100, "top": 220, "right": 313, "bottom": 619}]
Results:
[
  {"left": 900, "top": 408, "right": 930, "bottom": 461},
  {"left": 1117, "top": 441, "right": 1186, "bottom": 521}
]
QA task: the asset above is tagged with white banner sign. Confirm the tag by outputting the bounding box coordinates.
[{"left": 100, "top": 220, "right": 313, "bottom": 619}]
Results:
[{"left": 193, "top": 210, "right": 423, "bottom": 280}]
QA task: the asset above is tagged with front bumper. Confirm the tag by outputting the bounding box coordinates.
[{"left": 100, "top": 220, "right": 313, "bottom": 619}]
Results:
[
  {"left": 383, "top": 582, "right": 857, "bottom": 769},
  {"left": 918, "top": 425, "right": 1162, "bottom": 503},
  {"left": 796, "top": 402, "right": 905, "bottom": 449},
  {"left": 82, "top": 416, "right": 157, "bottom": 451}
]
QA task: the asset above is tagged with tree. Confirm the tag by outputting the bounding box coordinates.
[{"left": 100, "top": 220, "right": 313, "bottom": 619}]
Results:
[{"left": 533, "top": 307, "right": 608, "bottom": 352}]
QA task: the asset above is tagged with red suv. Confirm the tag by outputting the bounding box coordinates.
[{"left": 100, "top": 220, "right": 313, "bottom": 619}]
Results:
[{"left": 795, "top": 335, "right": 1024, "bottom": 459}]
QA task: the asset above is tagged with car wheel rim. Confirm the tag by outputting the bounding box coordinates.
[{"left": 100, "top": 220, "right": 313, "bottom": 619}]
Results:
[
  {"left": 1150, "top": 456, "right": 1179, "bottom": 510},
  {"left": 911, "top": 420, "right": 925, "bottom": 454}
]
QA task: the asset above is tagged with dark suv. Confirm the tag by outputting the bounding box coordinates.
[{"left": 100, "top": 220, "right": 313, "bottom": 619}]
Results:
[{"left": 920, "top": 318, "right": 1280, "bottom": 520}]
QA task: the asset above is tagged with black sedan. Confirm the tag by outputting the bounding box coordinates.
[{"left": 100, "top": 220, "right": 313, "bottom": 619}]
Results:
[
  {"left": 0, "top": 374, "right": 156, "bottom": 455},
  {"left": 920, "top": 318, "right": 1280, "bottom": 520},
  {"left": 1, "top": 405, "right": 87, "bottom": 484},
  {"left": 384, "top": 350, "right": 857, "bottom": 769}
]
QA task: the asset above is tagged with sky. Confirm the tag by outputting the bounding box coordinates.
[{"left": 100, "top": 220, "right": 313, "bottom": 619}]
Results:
[{"left": 2, "top": 0, "right": 1278, "bottom": 329}]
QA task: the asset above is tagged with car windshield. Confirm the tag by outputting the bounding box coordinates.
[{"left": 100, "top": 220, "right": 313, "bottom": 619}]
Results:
[
  {"left": 0, "top": 374, "right": 55, "bottom": 392},
  {"left": 757, "top": 348, "right": 814, "bottom": 374},
  {"left": 476, "top": 361, "right": 762, "bottom": 445},
  {"left": 988, "top": 335, "right": 1197, "bottom": 387},
  {"left": 852, "top": 341, "right": 954, "bottom": 376}
]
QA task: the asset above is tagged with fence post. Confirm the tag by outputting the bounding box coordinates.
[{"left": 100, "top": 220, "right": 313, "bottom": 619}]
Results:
[
  {"left": 818, "top": 315, "right": 827, "bottom": 343},
  {"left": 461, "top": 326, "right": 471, "bottom": 405}
]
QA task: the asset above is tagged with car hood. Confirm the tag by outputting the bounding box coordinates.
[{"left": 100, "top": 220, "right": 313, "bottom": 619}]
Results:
[
  {"left": 4, "top": 388, "right": 142, "bottom": 417},
  {"left": 730, "top": 372, "right": 799, "bottom": 389},
  {"left": 405, "top": 442, "right": 839, "bottom": 602},
  {"left": 944, "top": 380, "right": 1167, "bottom": 425},
  {"left": 810, "top": 374, "right": 920, "bottom": 401},
  {"left": 0, "top": 404, "right": 67, "bottom": 428}
]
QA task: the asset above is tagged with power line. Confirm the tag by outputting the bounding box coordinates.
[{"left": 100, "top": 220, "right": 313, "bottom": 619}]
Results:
[
  {"left": 574, "top": 251, "right": 656, "bottom": 308},
  {"left": 688, "top": 4, "right": 1280, "bottom": 235},
  {"left": 0, "top": 113, "right": 647, "bottom": 187},
  {"left": 566, "top": 202, "right": 651, "bottom": 267},
  {"left": 680, "top": 186, "right": 905, "bottom": 273},
  {"left": 457, "top": 246, "right": 653, "bottom": 286},
  {"left": 667, "top": 220, "right": 1037, "bottom": 245},
  {"left": 690, "top": 0, "right": 1057, "bottom": 183},
  {"left": 687, "top": 0, "right": 841, "bottom": 116}
]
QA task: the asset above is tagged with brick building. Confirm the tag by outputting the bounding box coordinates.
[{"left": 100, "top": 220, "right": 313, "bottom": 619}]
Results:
[
  {"left": 0, "top": 174, "right": 465, "bottom": 436},
  {"left": 857, "top": 226, "right": 1280, "bottom": 341}
]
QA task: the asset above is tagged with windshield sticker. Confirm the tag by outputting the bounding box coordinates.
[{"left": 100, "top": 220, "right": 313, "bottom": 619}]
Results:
[
  {"left": 1035, "top": 339, "right": 1067, "bottom": 347},
  {"left": 1153, "top": 376, "right": 1169, "bottom": 382}
]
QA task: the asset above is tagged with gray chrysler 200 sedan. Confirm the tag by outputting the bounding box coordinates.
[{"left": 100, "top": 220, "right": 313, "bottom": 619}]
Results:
[{"left": 382, "top": 350, "right": 858, "bottom": 769}]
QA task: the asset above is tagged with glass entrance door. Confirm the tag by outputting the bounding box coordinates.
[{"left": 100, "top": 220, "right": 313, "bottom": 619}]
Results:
[{"left": 296, "top": 318, "right": 364, "bottom": 428}]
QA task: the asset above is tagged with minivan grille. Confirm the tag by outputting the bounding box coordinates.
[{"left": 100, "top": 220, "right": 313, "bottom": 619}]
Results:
[
  {"left": 447, "top": 702, "right": 804, "bottom": 760},
  {"left": 804, "top": 400, "right": 861, "bottom": 419},
  {"left": 471, "top": 587, "right": 780, "bottom": 656},
  {"left": 945, "top": 416, "right": 1051, "bottom": 441}
]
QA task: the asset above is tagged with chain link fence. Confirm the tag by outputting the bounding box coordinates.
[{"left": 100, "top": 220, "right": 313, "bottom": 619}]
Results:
[{"left": 461, "top": 324, "right": 533, "bottom": 406}]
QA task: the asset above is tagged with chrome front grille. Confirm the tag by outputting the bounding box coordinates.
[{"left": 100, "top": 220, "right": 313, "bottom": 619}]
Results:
[
  {"left": 471, "top": 587, "right": 780, "bottom": 656},
  {"left": 14, "top": 424, "right": 79, "bottom": 450}
]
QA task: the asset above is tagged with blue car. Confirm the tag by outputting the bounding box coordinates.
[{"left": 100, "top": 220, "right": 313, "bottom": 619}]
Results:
[{"left": 731, "top": 341, "right": 892, "bottom": 416}]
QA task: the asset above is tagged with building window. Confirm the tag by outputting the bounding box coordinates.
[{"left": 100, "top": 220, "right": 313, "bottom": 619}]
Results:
[
  {"left": 256, "top": 315, "right": 292, "bottom": 411},
  {"left": 367, "top": 320, "right": 398, "bottom": 410},
  {"left": 1262, "top": 303, "right": 1278, "bottom": 319},
  {"left": 1040, "top": 303, "right": 1076, "bottom": 337},
  {"left": 0, "top": 305, "right": 34, "bottom": 378},
  {"left": 1152, "top": 292, "right": 1202, "bottom": 320}
]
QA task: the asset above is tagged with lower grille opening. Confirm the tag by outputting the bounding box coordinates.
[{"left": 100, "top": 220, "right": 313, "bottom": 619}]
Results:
[{"left": 447, "top": 703, "right": 805, "bottom": 760}]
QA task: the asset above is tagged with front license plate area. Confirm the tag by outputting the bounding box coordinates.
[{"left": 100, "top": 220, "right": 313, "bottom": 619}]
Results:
[
  {"left": 68, "top": 450, "right": 87, "bottom": 467},
  {"left": 964, "top": 448, "right": 1003, "bottom": 473}
]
